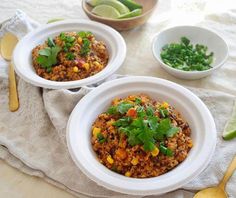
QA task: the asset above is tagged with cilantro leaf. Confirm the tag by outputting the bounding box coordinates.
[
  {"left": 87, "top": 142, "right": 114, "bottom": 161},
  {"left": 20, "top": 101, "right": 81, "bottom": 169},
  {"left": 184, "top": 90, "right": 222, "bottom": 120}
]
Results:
[
  {"left": 147, "top": 117, "right": 159, "bottom": 131},
  {"left": 97, "top": 133, "right": 106, "bottom": 143},
  {"left": 156, "top": 118, "right": 171, "bottom": 133},
  {"left": 146, "top": 105, "right": 154, "bottom": 116},
  {"left": 127, "top": 128, "right": 142, "bottom": 146},
  {"left": 113, "top": 117, "right": 132, "bottom": 127},
  {"left": 131, "top": 118, "right": 143, "bottom": 128},
  {"left": 66, "top": 52, "right": 75, "bottom": 60},
  {"left": 38, "top": 47, "right": 51, "bottom": 56},
  {"left": 160, "top": 143, "right": 173, "bottom": 157},
  {"left": 154, "top": 118, "right": 179, "bottom": 140},
  {"left": 136, "top": 106, "right": 145, "bottom": 118},
  {"left": 135, "top": 97, "right": 142, "bottom": 104},
  {"left": 77, "top": 31, "right": 92, "bottom": 38},
  {"left": 117, "top": 102, "right": 133, "bottom": 114},
  {"left": 80, "top": 38, "right": 91, "bottom": 56},
  {"left": 166, "top": 127, "right": 179, "bottom": 138},
  {"left": 159, "top": 107, "right": 169, "bottom": 118},
  {"left": 144, "top": 141, "right": 155, "bottom": 151},
  {"left": 47, "top": 37, "right": 55, "bottom": 47},
  {"left": 37, "top": 45, "right": 61, "bottom": 71},
  {"left": 137, "top": 127, "right": 155, "bottom": 151},
  {"left": 107, "top": 106, "right": 118, "bottom": 115}
]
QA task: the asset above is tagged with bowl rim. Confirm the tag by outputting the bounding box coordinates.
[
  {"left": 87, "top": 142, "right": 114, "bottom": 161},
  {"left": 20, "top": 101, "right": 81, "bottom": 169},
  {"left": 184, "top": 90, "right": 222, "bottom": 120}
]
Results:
[
  {"left": 152, "top": 25, "right": 229, "bottom": 75},
  {"left": 66, "top": 76, "right": 217, "bottom": 195},
  {"left": 13, "top": 19, "right": 127, "bottom": 89},
  {"left": 82, "top": 0, "right": 158, "bottom": 22}
]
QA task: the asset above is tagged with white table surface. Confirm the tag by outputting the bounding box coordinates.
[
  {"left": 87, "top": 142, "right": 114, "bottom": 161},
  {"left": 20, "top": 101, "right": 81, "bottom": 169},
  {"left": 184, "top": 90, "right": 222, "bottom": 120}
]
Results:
[{"left": 1, "top": 0, "right": 236, "bottom": 197}]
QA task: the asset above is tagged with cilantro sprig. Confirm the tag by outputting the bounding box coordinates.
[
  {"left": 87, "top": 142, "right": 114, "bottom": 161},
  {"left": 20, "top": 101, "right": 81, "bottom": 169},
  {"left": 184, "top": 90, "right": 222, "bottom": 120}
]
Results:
[
  {"left": 36, "top": 37, "right": 61, "bottom": 72},
  {"left": 108, "top": 100, "right": 179, "bottom": 156}
]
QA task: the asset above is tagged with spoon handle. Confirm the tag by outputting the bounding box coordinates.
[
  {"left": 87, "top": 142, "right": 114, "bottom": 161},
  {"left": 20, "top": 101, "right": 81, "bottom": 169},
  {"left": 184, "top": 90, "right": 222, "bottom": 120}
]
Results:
[
  {"left": 219, "top": 155, "right": 236, "bottom": 190},
  {"left": 9, "top": 62, "right": 19, "bottom": 111}
]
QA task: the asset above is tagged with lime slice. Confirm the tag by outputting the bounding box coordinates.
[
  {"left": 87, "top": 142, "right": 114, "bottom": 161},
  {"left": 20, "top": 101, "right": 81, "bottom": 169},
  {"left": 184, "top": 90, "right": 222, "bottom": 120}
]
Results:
[
  {"left": 118, "top": 8, "right": 142, "bottom": 19},
  {"left": 223, "top": 101, "right": 236, "bottom": 140},
  {"left": 92, "top": 5, "right": 121, "bottom": 19},
  {"left": 118, "top": 0, "right": 142, "bottom": 11},
  {"left": 87, "top": 0, "right": 129, "bottom": 14}
]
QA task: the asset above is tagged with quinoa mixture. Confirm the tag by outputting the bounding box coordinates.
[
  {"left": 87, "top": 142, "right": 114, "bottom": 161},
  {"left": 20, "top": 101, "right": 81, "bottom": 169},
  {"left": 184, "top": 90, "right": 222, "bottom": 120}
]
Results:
[
  {"left": 91, "top": 94, "right": 193, "bottom": 178},
  {"left": 32, "top": 31, "right": 109, "bottom": 81}
]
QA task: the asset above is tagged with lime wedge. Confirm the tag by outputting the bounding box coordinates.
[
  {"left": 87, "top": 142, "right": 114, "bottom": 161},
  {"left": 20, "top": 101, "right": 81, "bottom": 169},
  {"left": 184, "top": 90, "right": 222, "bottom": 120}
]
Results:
[
  {"left": 223, "top": 101, "right": 236, "bottom": 140},
  {"left": 88, "top": 0, "right": 129, "bottom": 14},
  {"left": 118, "top": 0, "right": 142, "bottom": 11},
  {"left": 92, "top": 5, "right": 121, "bottom": 19},
  {"left": 118, "top": 8, "right": 142, "bottom": 19}
]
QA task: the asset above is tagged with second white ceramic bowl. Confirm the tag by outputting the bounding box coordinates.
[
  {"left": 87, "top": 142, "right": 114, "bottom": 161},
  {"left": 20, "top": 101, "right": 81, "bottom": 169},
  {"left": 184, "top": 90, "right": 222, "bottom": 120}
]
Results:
[
  {"left": 67, "top": 76, "right": 216, "bottom": 195},
  {"left": 152, "top": 26, "right": 228, "bottom": 80},
  {"left": 13, "top": 19, "right": 126, "bottom": 89}
]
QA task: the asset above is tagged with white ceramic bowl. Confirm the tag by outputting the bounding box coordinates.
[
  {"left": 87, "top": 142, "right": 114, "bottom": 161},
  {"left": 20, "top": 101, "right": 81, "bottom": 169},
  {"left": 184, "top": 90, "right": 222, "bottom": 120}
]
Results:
[
  {"left": 13, "top": 19, "right": 126, "bottom": 89},
  {"left": 67, "top": 76, "right": 216, "bottom": 195},
  {"left": 152, "top": 26, "right": 229, "bottom": 80}
]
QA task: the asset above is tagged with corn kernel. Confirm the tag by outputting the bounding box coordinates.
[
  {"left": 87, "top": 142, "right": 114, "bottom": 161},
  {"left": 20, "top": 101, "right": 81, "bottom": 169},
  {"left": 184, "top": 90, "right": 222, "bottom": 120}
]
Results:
[
  {"left": 161, "top": 102, "right": 169, "bottom": 109},
  {"left": 112, "top": 98, "right": 120, "bottom": 106},
  {"left": 107, "top": 119, "right": 115, "bottom": 126},
  {"left": 188, "top": 140, "right": 193, "bottom": 148},
  {"left": 93, "top": 61, "right": 101, "bottom": 68},
  {"left": 77, "top": 37, "right": 82, "bottom": 44},
  {"left": 92, "top": 127, "right": 101, "bottom": 137},
  {"left": 107, "top": 155, "right": 114, "bottom": 164},
  {"left": 73, "top": 66, "right": 79, "bottom": 73},
  {"left": 83, "top": 63, "right": 90, "bottom": 71},
  {"left": 131, "top": 158, "right": 139, "bottom": 166},
  {"left": 125, "top": 171, "right": 131, "bottom": 177},
  {"left": 151, "top": 147, "right": 160, "bottom": 157}
]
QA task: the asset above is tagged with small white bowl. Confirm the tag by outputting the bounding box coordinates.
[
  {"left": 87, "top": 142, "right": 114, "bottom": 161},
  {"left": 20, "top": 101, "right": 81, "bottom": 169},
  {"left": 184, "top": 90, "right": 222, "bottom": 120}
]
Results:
[
  {"left": 152, "top": 26, "right": 229, "bottom": 80},
  {"left": 13, "top": 19, "right": 126, "bottom": 89},
  {"left": 67, "top": 76, "right": 216, "bottom": 195}
]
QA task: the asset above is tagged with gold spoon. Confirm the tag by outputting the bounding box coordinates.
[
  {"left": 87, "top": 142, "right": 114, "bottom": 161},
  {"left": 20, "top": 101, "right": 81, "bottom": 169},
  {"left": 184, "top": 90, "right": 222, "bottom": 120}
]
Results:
[
  {"left": 0, "top": 32, "right": 19, "bottom": 112},
  {"left": 194, "top": 155, "right": 236, "bottom": 198}
]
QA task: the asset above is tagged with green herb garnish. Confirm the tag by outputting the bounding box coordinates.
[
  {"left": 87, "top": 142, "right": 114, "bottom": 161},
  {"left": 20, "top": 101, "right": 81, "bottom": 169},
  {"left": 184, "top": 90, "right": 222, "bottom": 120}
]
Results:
[
  {"left": 59, "top": 32, "right": 76, "bottom": 54},
  {"left": 107, "top": 102, "right": 133, "bottom": 115},
  {"left": 66, "top": 52, "right": 75, "bottom": 60},
  {"left": 36, "top": 44, "right": 61, "bottom": 72},
  {"left": 160, "top": 36, "right": 214, "bottom": 71},
  {"left": 111, "top": 102, "right": 179, "bottom": 155},
  {"left": 160, "top": 142, "right": 173, "bottom": 157},
  {"left": 77, "top": 31, "right": 92, "bottom": 38},
  {"left": 80, "top": 38, "right": 91, "bottom": 56},
  {"left": 97, "top": 133, "right": 106, "bottom": 143},
  {"left": 135, "top": 97, "right": 142, "bottom": 104},
  {"left": 47, "top": 37, "right": 55, "bottom": 47}
]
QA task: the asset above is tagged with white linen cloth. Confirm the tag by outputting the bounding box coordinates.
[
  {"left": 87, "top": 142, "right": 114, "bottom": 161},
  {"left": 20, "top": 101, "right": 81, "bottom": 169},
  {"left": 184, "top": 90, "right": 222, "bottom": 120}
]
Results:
[{"left": 0, "top": 7, "right": 236, "bottom": 198}]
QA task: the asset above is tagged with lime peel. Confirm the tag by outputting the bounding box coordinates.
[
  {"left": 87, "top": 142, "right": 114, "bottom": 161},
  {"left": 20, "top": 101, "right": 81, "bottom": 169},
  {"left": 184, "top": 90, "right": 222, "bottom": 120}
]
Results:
[{"left": 118, "top": 8, "right": 142, "bottom": 19}]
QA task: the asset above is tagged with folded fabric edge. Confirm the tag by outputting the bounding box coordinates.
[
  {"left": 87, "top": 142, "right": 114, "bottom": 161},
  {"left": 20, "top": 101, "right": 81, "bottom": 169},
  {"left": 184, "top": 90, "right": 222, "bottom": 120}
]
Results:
[{"left": 0, "top": 145, "right": 91, "bottom": 198}]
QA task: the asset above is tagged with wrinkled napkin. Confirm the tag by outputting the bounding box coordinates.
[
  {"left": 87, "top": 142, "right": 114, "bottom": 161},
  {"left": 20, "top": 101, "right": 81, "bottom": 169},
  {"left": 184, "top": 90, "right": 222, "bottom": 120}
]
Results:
[{"left": 0, "top": 10, "right": 236, "bottom": 198}]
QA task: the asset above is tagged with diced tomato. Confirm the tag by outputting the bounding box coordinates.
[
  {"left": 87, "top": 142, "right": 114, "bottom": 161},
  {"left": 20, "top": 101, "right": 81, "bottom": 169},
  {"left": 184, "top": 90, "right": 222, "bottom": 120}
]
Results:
[
  {"left": 74, "top": 58, "right": 85, "bottom": 67},
  {"left": 127, "top": 108, "right": 137, "bottom": 118}
]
